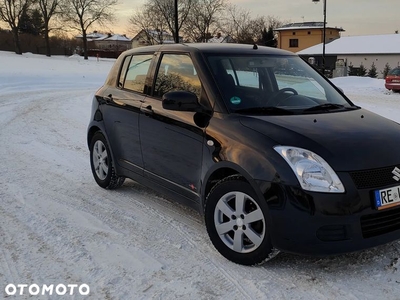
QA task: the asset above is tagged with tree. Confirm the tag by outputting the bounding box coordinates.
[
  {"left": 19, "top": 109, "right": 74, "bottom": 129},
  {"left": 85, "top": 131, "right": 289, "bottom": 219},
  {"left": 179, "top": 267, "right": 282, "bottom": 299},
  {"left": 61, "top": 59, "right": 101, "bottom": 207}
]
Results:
[
  {"left": 382, "top": 62, "right": 391, "bottom": 78},
  {"left": 221, "top": 6, "right": 284, "bottom": 45},
  {"left": 367, "top": 62, "right": 378, "bottom": 78},
  {"left": 149, "top": 0, "right": 192, "bottom": 43},
  {"left": 358, "top": 63, "right": 367, "bottom": 76},
  {"left": 183, "top": 0, "right": 226, "bottom": 42},
  {"left": 0, "top": 0, "right": 33, "bottom": 54},
  {"left": 38, "top": 0, "right": 60, "bottom": 57},
  {"left": 19, "top": 8, "right": 44, "bottom": 35},
  {"left": 258, "top": 26, "right": 276, "bottom": 47},
  {"left": 129, "top": 4, "right": 170, "bottom": 45},
  {"left": 61, "top": 0, "right": 118, "bottom": 59}
]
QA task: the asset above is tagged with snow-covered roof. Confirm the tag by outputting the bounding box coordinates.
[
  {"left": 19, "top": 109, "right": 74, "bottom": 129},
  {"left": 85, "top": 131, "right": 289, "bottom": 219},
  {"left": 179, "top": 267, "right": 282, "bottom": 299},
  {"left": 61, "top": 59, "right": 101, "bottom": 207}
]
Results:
[
  {"left": 102, "top": 34, "right": 131, "bottom": 42},
  {"left": 297, "top": 34, "right": 400, "bottom": 55},
  {"left": 76, "top": 32, "right": 131, "bottom": 42},
  {"left": 207, "top": 35, "right": 233, "bottom": 43},
  {"left": 75, "top": 32, "right": 108, "bottom": 40},
  {"left": 275, "top": 22, "right": 344, "bottom": 32}
]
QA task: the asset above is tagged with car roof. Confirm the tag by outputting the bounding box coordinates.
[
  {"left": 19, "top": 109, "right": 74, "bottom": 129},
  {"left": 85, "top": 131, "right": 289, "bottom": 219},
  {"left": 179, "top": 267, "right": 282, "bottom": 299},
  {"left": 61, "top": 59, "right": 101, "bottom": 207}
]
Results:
[{"left": 123, "top": 43, "right": 296, "bottom": 56}]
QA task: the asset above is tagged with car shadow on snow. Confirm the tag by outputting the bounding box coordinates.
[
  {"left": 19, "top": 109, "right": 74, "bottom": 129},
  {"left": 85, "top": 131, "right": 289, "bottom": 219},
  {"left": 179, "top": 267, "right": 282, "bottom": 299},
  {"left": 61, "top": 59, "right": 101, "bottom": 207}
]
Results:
[
  {"left": 265, "top": 241, "right": 400, "bottom": 276},
  {"left": 115, "top": 180, "right": 400, "bottom": 274}
]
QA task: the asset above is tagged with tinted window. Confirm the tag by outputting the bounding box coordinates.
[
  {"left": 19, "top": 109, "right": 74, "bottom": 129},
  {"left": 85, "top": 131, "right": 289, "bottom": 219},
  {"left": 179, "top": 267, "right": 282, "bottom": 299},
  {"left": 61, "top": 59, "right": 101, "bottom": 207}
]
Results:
[
  {"left": 154, "top": 54, "right": 201, "bottom": 99},
  {"left": 123, "top": 54, "right": 153, "bottom": 93},
  {"left": 389, "top": 68, "right": 400, "bottom": 76}
]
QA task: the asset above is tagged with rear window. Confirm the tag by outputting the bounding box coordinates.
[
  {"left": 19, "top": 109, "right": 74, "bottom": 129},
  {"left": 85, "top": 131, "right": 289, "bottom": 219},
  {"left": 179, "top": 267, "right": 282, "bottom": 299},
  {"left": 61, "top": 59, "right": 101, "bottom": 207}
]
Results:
[{"left": 388, "top": 68, "right": 400, "bottom": 76}]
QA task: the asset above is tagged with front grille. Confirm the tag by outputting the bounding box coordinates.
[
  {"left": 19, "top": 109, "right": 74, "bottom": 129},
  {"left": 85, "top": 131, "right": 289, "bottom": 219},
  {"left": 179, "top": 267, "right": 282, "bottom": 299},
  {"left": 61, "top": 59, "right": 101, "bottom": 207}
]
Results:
[
  {"left": 360, "top": 206, "right": 400, "bottom": 238},
  {"left": 350, "top": 166, "right": 399, "bottom": 189}
]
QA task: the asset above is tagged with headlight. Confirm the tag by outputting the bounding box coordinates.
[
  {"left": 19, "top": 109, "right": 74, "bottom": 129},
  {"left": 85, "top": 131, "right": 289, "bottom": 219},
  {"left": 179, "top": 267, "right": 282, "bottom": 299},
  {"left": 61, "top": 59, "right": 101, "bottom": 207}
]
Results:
[{"left": 274, "top": 146, "right": 345, "bottom": 193}]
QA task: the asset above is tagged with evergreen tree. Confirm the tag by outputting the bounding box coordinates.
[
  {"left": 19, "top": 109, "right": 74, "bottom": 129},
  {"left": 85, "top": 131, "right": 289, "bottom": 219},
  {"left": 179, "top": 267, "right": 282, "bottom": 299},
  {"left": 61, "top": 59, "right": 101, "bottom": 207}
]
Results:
[
  {"left": 19, "top": 9, "right": 44, "bottom": 35},
  {"left": 348, "top": 63, "right": 358, "bottom": 76},
  {"left": 265, "top": 26, "right": 276, "bottom": 47},
  {"left": 358, "top": 63, "right": 367, "bottom": 76},
  {"left": 367, "top": 62, "right": 378, "bottom": 78},
  {"left": 382, "top": 63, "right": 391, "bottom": 78}
]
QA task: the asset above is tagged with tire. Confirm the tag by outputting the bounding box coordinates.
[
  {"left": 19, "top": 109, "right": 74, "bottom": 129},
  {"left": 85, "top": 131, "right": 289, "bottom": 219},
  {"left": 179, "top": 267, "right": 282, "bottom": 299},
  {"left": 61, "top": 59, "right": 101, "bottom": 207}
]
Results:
[
  {"left": 90, "top": 132, "right": 125, "bottom": 189},
  {"left": 205, "top": 175, "right": 277, "bottom": 265}
]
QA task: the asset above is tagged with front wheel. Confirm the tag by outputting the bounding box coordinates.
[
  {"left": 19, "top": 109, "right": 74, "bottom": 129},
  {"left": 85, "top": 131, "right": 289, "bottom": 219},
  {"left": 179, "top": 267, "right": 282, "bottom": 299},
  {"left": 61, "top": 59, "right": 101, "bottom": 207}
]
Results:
[
  {"left": 90, "top": 132, "right": 125, "bottom": 189},
  {"left": 205, "top": 176, "right": 278, "bottom": 265}
]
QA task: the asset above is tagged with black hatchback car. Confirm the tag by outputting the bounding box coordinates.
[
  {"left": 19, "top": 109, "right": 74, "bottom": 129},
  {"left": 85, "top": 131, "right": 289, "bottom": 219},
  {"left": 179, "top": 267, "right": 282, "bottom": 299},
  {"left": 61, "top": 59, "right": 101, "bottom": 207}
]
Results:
[{"left": 88, "top": 43, "right": 400, "bottom": 265}]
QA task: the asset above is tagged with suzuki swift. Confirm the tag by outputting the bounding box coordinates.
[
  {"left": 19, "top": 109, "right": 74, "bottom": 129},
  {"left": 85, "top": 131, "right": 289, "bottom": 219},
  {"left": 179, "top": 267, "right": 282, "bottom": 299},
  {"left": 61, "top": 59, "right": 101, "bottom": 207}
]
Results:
[{"left": 88, "top": 43, "right": 400, "bottom": 265}]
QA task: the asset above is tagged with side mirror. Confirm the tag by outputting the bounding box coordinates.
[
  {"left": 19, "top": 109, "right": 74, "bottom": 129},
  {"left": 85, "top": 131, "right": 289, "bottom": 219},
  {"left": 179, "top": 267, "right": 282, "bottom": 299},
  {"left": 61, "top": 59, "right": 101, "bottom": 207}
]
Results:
[{"left": 162, "top": 91, "right": 203, "bottom": 112}]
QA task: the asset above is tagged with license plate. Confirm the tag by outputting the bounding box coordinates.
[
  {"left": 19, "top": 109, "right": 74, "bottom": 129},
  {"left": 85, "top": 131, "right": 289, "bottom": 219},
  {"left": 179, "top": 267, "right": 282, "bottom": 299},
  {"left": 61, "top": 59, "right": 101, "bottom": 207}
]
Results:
[
  {"left": 375, "top": 185, "right": 400, "bottom": 210},
  {"left": 392, "top": 79, "right": 400, "bottom": 83}
]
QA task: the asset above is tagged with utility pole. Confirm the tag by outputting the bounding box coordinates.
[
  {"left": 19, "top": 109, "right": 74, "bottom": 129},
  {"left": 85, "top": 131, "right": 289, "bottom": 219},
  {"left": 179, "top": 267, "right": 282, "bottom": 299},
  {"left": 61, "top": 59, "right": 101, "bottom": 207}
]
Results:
[
  {"left": 174, "top": 0, "right": 179, "bottom": 43},
  {"left": 312, "top": 0, "right": 327, "bottom": 75}
]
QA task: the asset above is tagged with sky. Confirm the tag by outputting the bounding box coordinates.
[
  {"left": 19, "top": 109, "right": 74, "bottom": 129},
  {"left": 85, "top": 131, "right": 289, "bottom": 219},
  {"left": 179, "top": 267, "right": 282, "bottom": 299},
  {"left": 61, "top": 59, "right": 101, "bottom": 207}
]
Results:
[{"left": 113, "top": 0, "right": 400, "bottom": 37}]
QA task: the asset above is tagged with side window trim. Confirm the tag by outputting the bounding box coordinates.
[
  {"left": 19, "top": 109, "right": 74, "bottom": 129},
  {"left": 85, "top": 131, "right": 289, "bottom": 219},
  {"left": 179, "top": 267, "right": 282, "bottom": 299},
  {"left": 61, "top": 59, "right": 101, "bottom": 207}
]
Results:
[{"left": 117, "top": 55, "right": 132, "bottom": 88}]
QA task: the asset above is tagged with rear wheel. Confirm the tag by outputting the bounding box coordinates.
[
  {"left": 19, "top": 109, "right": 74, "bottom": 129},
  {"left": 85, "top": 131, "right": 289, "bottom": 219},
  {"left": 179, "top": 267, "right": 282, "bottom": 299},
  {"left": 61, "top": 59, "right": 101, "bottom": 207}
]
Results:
[
  {"left": 205, "top": 176, "right": 278, "bottom": 265},
  {"left": 90, "top": 132, "right": 125, "bottom": 189}
]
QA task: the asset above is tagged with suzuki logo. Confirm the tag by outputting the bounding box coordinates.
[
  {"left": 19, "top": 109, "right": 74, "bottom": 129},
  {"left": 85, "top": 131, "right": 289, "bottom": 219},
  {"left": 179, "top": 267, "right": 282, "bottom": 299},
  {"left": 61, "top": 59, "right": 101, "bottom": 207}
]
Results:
[{"left": 393, "top": 167, "right": 400, "bottom": 182}]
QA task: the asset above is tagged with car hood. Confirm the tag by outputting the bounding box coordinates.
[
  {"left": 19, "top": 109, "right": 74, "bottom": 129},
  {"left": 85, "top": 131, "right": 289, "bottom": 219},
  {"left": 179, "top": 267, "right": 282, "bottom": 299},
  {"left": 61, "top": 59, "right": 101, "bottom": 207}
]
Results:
[{"left": 240, "top": 108, "right": 400, "bottom": 171}]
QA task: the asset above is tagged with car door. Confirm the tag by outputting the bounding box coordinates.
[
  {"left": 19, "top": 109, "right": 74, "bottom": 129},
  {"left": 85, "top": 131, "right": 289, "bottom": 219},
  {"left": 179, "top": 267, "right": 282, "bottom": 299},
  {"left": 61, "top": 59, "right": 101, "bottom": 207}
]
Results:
[
  {"left": 139, "top": 53, "right": 208, "bottom": 203},
  {"left": 102, "top": 53, "right": 154, "bottom": 175}
]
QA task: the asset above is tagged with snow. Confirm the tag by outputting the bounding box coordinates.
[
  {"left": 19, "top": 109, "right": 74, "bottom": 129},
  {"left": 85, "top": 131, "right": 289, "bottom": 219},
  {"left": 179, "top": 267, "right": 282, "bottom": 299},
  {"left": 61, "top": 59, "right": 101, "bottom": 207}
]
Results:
[
  {"left": 1, "top": 51, "right": 400, "bottom": 299},
  {"left": 297, "top": 34, "right": 400, "bottom": 55}
]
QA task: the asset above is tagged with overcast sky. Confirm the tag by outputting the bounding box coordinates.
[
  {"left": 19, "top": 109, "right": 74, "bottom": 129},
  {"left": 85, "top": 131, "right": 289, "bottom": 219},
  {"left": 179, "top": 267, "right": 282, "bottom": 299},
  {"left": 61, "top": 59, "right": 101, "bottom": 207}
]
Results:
[{"left": 114, "top": 0, "right": 399, "bottom": 37}]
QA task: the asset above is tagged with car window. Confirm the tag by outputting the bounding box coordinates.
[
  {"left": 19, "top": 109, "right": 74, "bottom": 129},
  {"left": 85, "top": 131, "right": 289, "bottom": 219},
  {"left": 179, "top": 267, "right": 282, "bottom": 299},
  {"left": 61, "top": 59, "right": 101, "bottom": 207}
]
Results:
[
  {"left": 154, "top": 54, "right": 201, "bottom": 99},
  {"left": 118, "top": 56, "right": 132, "bottom": 88},
  {"left": 273, "top": 59, "right": 327, "bottom": 101},
  {"left": 123, "top": 54, "right": 153, "bottom": 93},
  {"left": 388, "top": 68, "right": 400, "bottom": 76},
  {"left": 207, "top": 55, "right": 351, "bottom": 113}
]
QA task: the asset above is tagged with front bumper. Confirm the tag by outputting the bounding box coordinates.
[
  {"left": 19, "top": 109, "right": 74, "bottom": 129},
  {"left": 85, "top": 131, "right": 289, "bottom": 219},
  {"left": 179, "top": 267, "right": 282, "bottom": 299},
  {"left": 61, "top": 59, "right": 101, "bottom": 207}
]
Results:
[{"left": 265, "top": 172, "right": 400, "bottom": 256}]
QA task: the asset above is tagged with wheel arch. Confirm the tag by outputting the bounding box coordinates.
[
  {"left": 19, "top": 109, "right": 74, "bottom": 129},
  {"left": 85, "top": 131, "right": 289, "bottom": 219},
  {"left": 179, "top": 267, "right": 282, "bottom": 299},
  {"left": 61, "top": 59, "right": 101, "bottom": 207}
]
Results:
[
  {"left": 87, "top": 125, "right": 102, "bottom": 149},
  {"left": 201, "top": 162, "right": 265, "bottom": 213}
]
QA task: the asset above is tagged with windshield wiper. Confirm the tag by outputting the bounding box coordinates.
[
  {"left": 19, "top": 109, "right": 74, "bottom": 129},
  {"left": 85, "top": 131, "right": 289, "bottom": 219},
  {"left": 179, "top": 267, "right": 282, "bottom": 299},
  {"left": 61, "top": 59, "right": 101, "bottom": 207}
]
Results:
[
  {"left": 234, "top": 106, "right": 294, "bottom": 115},
  {"left": 302, "top": 103, "right": 353, "bottom": 113}
]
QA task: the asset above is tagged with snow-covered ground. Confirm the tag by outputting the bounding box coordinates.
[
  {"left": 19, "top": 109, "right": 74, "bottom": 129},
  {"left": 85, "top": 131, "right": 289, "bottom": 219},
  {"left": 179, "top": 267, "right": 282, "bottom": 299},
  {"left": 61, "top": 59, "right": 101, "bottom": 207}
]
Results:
[{"left": 1, "top": 51, "right": 399, "bottom": 299}]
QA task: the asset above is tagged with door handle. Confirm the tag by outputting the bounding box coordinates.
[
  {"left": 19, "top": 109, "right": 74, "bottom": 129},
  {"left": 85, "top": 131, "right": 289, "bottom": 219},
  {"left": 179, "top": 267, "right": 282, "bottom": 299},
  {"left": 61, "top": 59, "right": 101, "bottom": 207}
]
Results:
[{"left": 140, "top": 105, "right": 153, "bottom": 115}]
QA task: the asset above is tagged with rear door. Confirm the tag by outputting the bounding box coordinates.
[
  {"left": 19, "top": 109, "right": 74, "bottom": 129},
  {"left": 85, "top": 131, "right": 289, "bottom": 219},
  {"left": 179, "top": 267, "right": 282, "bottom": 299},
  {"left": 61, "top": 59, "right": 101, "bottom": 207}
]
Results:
[
  {"left": 139, "top": 53, "right": 207, "bottom": 203},
  {"left": 102, "top": 53, "right": 154, "bottom": 175}
]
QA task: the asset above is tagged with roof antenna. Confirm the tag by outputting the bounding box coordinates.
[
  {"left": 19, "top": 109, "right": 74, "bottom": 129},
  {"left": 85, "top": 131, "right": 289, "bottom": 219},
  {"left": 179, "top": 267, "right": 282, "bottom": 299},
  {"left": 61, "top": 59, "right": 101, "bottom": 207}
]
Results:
[{"left": 253, "top": 44, "right": 258, "bottom": 50}]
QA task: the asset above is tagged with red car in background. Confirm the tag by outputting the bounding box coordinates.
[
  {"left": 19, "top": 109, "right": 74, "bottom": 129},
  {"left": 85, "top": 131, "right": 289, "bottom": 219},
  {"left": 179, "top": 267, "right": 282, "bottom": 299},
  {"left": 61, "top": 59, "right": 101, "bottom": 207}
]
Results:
[{"left": 385, "top": 67, "right": 400, "bottom": 92}]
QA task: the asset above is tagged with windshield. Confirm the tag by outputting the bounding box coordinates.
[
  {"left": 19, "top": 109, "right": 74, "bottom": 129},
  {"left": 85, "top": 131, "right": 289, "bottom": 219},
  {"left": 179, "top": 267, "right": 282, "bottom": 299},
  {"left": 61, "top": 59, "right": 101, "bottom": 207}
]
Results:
[{"left": 206, "top": 54, "right": 355, "bottom": 114}]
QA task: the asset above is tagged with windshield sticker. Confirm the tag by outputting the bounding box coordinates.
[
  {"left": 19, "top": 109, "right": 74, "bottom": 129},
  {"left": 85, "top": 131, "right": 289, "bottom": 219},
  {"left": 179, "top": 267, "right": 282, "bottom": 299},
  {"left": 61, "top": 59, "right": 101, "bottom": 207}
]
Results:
[{"left": 230, "top": 96, "right": 241, "bottom": 105}]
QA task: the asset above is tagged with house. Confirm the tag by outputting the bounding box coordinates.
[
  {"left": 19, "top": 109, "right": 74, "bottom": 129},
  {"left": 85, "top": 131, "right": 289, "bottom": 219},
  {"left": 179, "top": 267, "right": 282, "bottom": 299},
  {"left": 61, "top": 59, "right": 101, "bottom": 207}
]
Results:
[
  {"left": 93, "top": 34, "right": 132, "bottom": 51},
  {"left": 275, "top": 22, "right": 344, "bottom": 53},
  {"left": 75, "top": 31, "right": 132, "bottom": 53},
  {"left": 207, "top": 33, "right": 234, "bottom": 43},
  {"left": 131, "top": 29, "right": 181, "bottom": 48},
  {"left": 297, "top": 34, "right": 400, "bottom": 78}
]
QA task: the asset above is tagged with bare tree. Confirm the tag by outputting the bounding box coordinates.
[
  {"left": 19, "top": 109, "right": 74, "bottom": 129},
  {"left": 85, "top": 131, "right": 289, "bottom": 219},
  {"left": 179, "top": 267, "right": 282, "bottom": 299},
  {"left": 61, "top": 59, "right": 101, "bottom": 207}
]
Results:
[
  {"left": 222, "top": 5, "right": 286, "bottom": 44},
  {"left": 183, "top": 0, "right": 226, "bottom": 42},
  {"left": 148, "top": 0, "right": 192, "bottom": 43},
  {"left": 129, "top": 4, "right": 170, "bottom": 45},
  {"left": 37, "top": 0, "right": 59, "bottom": 57},
  {"left": 61, "top": 0, "right": 118, "bottom": 59},
  {"left": 0, "top": 0, "right": 33, "bottom": 54}
]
